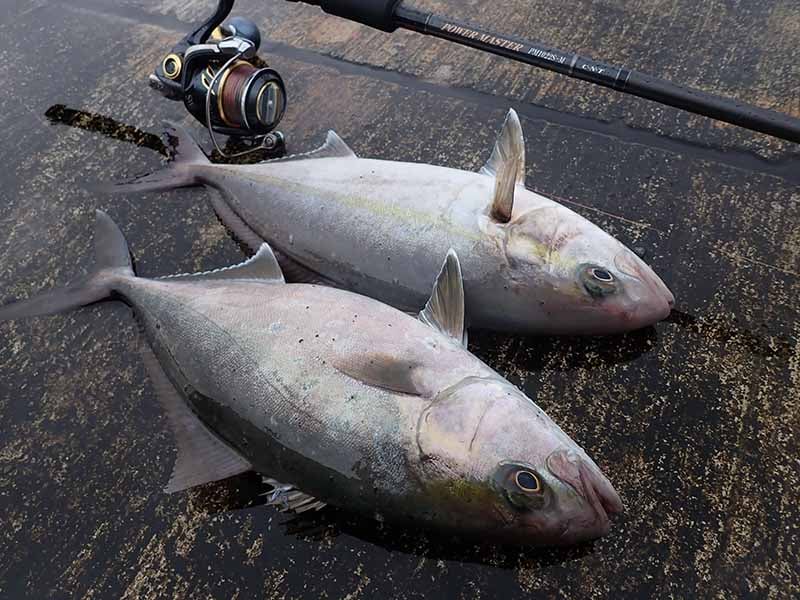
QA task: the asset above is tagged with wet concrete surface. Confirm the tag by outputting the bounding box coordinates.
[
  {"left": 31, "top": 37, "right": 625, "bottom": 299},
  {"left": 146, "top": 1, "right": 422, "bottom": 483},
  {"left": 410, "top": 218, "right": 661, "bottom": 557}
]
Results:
[{"left": 0, "top": 0, "right": 798, "bottom": 597}]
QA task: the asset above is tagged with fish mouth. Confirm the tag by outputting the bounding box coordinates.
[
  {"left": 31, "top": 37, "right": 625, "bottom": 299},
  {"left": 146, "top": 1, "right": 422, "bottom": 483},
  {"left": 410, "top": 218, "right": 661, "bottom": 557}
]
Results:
[
  {"left": 577, "top": 461, "right": 622, "bottom": 530},
  {"left": 546, "top": 449, "right": 623, "bottom": 540},
  {"left": 642, "top": 272, "right": 675, "bottom": 314},
  {"left": 628, "top": 287, "right": 673, "bottom": 327}
]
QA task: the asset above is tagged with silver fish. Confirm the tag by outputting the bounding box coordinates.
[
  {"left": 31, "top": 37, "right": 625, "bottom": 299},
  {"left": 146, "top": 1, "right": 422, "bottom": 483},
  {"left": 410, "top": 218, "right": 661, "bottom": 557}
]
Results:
[
  {"left": 0, "top": 211, "right": 622, "bottom": 545},
  {"left": 110, "top": 109, "right": 674, "bottom": 335}
]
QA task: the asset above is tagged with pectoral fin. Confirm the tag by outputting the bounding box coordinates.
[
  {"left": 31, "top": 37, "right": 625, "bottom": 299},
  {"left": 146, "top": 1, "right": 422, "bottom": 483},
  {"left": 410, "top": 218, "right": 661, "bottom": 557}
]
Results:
[
  {"left": 419, "top": 250, "right": 468, "bottom": 347},
  {"left": 334, "top": 353, "right": 427, "bottom": 397},
  {"left": 480, "top": 109, "right": 525, "bottom": 223},
  {"left": 141, "top": 346, "right": 252, "bottom": 493}
]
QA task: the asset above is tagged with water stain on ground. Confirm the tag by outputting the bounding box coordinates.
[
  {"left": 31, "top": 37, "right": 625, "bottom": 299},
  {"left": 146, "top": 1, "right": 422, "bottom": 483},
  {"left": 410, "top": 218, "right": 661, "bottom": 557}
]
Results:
[{"left": 0, "top": 0, "right": 798, "bottom": 598}]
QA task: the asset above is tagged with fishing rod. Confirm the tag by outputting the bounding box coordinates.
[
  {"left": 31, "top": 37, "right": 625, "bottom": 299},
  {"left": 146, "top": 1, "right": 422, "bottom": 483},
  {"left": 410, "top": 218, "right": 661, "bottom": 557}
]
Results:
[{"left": 288, "top": 0, "right": 800, "bottom": 145}]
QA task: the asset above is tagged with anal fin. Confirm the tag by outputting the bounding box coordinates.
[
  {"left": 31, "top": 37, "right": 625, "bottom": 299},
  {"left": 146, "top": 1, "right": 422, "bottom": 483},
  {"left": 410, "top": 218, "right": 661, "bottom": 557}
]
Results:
[
  {"left": 141, "top": 344, "right": 253, "bottom": 493},
  {"left": 272, "top": 251, "right": 340, "bottom": 287},
  {"left": 210, "top": 194, "right": 338, "bottom": 287},
  {"left": 210, "top": 194, "right": 266, "bottom": 254}
]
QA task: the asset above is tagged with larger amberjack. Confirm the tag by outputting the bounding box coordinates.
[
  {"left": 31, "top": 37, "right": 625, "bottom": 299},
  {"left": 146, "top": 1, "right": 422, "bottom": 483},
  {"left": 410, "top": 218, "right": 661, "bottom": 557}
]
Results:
[
  {"left": 108, "top": 109, "right": 673, "bottom": 334},
  {"left": 0, "top": 211, "right": 622, "bottom": 545}
]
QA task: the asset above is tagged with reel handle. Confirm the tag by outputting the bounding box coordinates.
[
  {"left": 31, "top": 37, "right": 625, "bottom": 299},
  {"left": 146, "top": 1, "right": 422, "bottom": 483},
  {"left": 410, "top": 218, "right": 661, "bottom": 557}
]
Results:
[{"left": 187, "top": 0, "right": 236, "bottom": 45}]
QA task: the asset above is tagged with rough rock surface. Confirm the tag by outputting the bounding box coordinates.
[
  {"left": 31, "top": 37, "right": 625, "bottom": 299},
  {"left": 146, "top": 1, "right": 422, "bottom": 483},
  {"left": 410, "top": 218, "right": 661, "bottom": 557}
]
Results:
[{"left": 0, "top": 0, "right": 797, "bottom": 597}]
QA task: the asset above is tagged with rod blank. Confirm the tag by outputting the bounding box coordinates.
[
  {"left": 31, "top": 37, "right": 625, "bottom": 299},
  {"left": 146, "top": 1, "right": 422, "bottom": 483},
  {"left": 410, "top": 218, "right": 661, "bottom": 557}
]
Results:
[
  {"left": 289, "top": 0, "right": 800, "bottom": 144},
  {"left": 394, "top": 7, "right": 800, "bottom": 144}
]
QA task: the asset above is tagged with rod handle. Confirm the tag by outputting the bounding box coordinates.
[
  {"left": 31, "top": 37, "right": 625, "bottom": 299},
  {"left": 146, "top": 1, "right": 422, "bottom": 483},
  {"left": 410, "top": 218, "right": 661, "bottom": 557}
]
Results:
[{"left": 287, "top": 0, "right": 401, "bottom": 32}]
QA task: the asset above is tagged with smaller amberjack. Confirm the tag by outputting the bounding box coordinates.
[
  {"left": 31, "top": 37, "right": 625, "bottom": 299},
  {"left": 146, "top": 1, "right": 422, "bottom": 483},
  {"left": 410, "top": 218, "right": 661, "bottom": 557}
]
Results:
[
  {"left": 107, "top": 109, "right": 674, "bottom": 335},
  {"left": 0, "top": 212, "right": 622, "bottom": 545}
]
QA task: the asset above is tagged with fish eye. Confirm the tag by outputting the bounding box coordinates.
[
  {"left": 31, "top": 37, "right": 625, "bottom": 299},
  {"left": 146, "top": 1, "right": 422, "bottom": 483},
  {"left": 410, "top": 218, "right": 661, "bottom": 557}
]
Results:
[
  {"left": 591, "top": 268, "right": 614, "bottom": 283},
  {"left": 515, "top": 470, "right": 542, "bottom": 493},
  {"left": 493, "top": 463, "right": 549, "bottom": 510},
  {"left": 579, "top": 264, "right": 619, "bottom": 298}
]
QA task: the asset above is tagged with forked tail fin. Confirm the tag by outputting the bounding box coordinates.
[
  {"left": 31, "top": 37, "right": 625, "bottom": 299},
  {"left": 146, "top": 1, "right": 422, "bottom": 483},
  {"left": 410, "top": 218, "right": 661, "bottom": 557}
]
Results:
[
  {"left": 0, "top": 211, "right": 134, "bottom": 321},
  {"left": 99, "top": 121, "right": 210, "bottom": 194}
]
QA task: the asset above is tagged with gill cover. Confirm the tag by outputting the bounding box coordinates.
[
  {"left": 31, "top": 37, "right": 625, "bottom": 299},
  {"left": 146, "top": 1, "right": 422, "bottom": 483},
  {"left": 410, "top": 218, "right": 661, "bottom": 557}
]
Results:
[{"left": 417, "top": 377, "right": 505, "bottom": 474}]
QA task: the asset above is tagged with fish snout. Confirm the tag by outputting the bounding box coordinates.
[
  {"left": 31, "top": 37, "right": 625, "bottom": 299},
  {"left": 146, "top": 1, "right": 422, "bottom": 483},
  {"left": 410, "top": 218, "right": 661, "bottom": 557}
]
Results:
[
  {"left": 614, "top": 251, "right": 674, "bottom": 327},
  {"left": 546, "top": 449, "right": 623, "bottom": 543}
]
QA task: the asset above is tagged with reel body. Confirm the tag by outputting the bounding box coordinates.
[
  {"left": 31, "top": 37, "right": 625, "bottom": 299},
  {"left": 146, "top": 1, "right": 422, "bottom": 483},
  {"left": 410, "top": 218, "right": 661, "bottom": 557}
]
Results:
[{"left": 150, "top": 3, "right": 287, "bottom": 158}]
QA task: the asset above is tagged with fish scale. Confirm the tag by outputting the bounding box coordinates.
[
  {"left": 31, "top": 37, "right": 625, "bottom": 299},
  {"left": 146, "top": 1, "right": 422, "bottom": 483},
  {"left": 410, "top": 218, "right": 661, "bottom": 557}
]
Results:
[
  {"left": 0, "top": 211, "right": 623, "bottom": 545},
  {"left": 132, "top": 278, "right": 433, "bottom": 490},
  {"left": 107, "top": 109, "right": 674, "bottom": 335}
]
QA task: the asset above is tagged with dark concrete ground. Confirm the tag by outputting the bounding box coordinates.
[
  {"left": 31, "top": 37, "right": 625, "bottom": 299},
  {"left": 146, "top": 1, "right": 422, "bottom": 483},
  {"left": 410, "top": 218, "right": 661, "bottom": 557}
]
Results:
[{"left": 0, "top": 0, "right": 798, "bottom": 597}]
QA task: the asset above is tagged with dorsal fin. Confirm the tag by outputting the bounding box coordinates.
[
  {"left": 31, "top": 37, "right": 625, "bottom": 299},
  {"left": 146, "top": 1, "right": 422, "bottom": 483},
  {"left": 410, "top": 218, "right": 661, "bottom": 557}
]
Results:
[
  {"left": 262, "top": 130, "right": 357, "bottom": 164},
  {"left": 418, "top": 250, "right": 468, "bottom": 347},
  {"left": 312, "top": 131, "right": 357, "bottom": 159},
  {"left": 161, "top": 243, "right": 285, "bottom": 284},
  {"left": 140, "top": 345, "right": 252, "bottom": 493},
  {"left": 480, "top": 109, "right": 526, "bottom": 223},
  {"left": 480, "top": 109, "right": 526, "bottom": 181}
]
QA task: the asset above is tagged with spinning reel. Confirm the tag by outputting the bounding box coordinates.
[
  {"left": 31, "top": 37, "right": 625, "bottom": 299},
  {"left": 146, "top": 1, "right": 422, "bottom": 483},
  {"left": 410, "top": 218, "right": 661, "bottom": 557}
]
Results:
[
  {"left": 150, "top": 0, "right": 287, "bottom": 158},
  {"left": 147, "top": 0, "right": 800, "bottom": 149}
]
